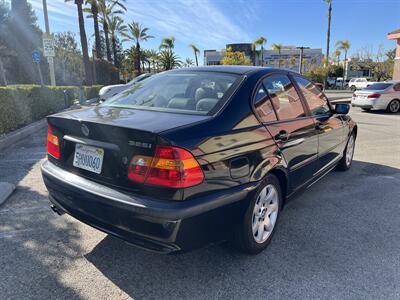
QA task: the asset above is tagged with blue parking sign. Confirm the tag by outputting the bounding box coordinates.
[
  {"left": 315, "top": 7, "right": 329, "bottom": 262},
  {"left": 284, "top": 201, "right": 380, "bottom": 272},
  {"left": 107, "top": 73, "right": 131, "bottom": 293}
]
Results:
[{"left": 32, "top": 51, "right": 41, "bottom": 63}]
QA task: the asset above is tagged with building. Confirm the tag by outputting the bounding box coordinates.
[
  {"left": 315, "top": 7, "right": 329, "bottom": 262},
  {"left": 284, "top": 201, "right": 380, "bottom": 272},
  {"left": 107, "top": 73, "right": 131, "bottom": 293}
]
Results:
[
  {"left": 203, "top": 43, "right": 323, "bottom": 72},
  {"left": 387, "top": 29, "right": 400, "bottom": 80}
]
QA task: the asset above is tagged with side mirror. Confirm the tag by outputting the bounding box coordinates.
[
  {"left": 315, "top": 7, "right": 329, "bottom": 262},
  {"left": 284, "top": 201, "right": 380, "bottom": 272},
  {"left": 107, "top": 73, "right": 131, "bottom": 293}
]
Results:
[{"left": 335, "top": 103, "right": 350, "bottom": 115}]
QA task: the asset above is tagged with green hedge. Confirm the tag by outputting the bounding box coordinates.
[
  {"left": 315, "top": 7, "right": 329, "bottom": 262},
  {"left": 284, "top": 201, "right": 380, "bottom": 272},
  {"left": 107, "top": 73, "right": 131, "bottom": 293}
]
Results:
[{"left": 0, "top": 85, "right": 102, "bottom": 135}]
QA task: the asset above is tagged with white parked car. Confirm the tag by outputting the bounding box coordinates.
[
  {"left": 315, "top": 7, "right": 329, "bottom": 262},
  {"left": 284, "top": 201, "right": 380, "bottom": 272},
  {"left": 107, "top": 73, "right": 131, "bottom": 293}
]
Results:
[
  {"left": 351, "top": 81, "right": 400, "bottom": 113},
  {"left": 348, "top": 78, "right": 375, "bottom": 91},
  {"left": 98, "top": 73, "right": 152, "bottom": 101}
]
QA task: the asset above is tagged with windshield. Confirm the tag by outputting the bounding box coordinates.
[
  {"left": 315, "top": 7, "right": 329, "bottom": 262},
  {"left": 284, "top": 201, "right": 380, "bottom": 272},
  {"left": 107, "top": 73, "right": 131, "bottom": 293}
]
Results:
[
  {"left": 364, "top": 83, "right": 392, "bottom": 90},
  {"left": 101, "top": 72, "right": 240, "bottom": 115}
]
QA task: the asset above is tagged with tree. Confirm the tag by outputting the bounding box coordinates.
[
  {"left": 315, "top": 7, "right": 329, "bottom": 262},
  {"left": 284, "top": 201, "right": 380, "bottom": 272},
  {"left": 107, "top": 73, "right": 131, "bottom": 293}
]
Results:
[
  {"left": 84, "top": 0, "right": 102, "bottom": 59},
  {"left": 184, "top": 58, "right": 194, "bottom": 68},
  {"left": 333, "top": 48, "right": 341, "bottom": 65},
  {"left": 221, "top": 47, "right": 251, "bottom": 65},
  {"left": 336, "top": 39, "right": 351, "bottom": 87},
  {"left": 66, "top": 0, "right": 92, "bottom": 84},
  {"left": 96, "top": 0, "right": 126, "bottom": 62},
  {"left": 271, "top": 43, "right": 283, "bottom": 68},
  {"left": 323, "top": 0, "right": 332, "bottom": 67},
  {"left": 107, "top": 15, "right": 126, "bottom": 68},
  {"left": 160, "top": 37, "right": 175, "bottom": 51},
  {"left": 188, "top": 44, "right": 199, "bottom": 66},
  {"left": 123, "top": 21, "right": 153, "bottom": 74},
  {"left": 53, "top": 31, "right": 83, "bottom": 85},
  {"left": 253, "top": 36, "right": 267, "bottom": 66},
  {"left": 159, "top": 50, "right": 181, "bottom": 70}
]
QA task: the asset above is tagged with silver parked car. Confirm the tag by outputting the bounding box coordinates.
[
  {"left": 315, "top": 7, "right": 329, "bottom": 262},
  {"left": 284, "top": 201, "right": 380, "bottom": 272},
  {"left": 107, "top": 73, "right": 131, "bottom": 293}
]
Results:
[
  {"left": 98, "top": 73, "right": 153, "bottom": 101},
  {"left": 351, "top": 81, "right": 400, "bottom": 113}
]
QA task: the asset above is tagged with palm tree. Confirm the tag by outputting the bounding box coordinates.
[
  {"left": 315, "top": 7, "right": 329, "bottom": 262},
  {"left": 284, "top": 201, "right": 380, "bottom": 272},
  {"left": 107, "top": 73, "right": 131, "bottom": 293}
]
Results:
[
  {"left": 271, "top": 43, "right": 283, "bottom": 68},
  {"left": 107, "top": 15, "right": 126, "bottom": 68},
  {"left": 323, "top": 0, "right": 332, "bottom": 67},
  {"left": 188, "top": 44, "right": 200, "bottom": 66},
  {"left": 333, "top": 48, "right": 341, "bottom": 65},
  {"left": 84, "top": 0, "right": 102, "bottom": 59},
  {"left": 336, "top": 39, "right": 351, "bottom": 87},
  {"left": 123, "top": 21, "right": 154, "bottom": 74},
  {"left": 253, "top": 36, "right": 267, "bottom": 66},
  {"left": 184, "top": 58, "right": 194, "bottom": 68},
  {"left": 97, "top": 0, "right": 126, "bottom": 62},
  {"left": 160, "top": 37, "right": 175, "bottom": 51},
  {"left": 66, "top": 0, "right": 92, "bottom": 84},
  {"left": 159, "top": 50, "right": 181, "bottom": 70},
  {"left": 148, "top": 49, "right": 159, "bottom": 72}
]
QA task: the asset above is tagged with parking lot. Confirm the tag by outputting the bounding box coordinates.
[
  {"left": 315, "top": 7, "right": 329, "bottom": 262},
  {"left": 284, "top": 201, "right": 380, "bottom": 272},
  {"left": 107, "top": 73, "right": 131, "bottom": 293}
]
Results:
[{"left": 0, "top": 107, "right": 399, "bottom": 299}]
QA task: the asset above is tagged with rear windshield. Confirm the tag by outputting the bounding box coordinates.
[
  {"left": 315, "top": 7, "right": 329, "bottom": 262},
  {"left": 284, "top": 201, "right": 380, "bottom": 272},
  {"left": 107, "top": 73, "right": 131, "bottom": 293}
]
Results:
[
  {"left": 364, "top": 83, "right": 392, "bottom": 90},
  {"left": 101, "top": 71, "right": 240, "bottom": 115}
]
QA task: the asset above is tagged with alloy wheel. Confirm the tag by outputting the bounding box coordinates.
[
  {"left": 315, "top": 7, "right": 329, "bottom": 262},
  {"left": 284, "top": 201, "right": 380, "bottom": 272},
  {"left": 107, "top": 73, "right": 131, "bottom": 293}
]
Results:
[
  {"left": 389, "top": 100, "right": 400, "bottom": 113},
  {"left": 252, "top": 184, "right": 279, "bottom": 244}
]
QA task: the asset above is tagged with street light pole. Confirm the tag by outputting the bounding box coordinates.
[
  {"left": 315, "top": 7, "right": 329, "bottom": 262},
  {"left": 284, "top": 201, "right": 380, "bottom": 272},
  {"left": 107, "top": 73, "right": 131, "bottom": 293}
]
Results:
[{"left": 42, "top": 0, "right": 56, "bottom": 86}]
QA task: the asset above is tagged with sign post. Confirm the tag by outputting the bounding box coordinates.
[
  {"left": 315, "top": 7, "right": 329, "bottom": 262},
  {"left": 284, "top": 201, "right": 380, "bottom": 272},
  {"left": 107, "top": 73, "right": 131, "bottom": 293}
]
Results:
[
  {"left": 32, "top": 50, "right": 44, "bottom": 86},
  {"left": 43, "top": 35, "right": 56, "bottom": 86}
]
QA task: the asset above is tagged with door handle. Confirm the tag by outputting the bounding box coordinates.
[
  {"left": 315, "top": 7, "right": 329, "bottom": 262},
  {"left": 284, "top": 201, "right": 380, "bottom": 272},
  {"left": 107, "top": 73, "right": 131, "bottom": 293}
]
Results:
[{"left": 275, "top": 130, "right": 290, "bottom": 142}]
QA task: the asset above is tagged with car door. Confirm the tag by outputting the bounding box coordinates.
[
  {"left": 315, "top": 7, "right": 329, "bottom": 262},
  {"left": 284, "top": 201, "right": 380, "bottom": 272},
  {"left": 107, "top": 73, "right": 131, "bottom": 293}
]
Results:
[
  {"left": 292, "top": 75, "right": 347, "bottom": 173},
  {"left": 255, "top": 74, "right": 319, "bottom": 191}
]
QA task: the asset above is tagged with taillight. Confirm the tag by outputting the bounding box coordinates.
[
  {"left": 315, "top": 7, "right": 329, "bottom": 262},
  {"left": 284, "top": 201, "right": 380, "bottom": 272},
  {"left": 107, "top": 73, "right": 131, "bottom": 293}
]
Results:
[
  {"left": 128, "top": 145, "right": 204, "bottom": 188},
  {"left": 368, "top": 93, "right": 381, "bottom": 99},
  {"left": 47, "top": 124, "right": 60, "bottom": 159}
]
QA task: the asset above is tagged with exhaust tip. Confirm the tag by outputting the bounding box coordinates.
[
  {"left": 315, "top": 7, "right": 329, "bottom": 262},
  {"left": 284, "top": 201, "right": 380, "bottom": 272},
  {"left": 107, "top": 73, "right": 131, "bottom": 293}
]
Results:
[{"left": 50, "top": 204, "right": 65, "bottom": 216}]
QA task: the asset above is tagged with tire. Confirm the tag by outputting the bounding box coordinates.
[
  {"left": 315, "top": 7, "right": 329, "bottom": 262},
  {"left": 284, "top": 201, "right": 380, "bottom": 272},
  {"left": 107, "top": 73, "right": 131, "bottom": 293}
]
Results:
[
  {"left": 387, "top": 99, "right": 400, "bottom": 113},
  {"left": 336, "top": 132, "right": 356, "bottom": 171},
  {"left": 234, "top": 174, "right": 282, "bottom": 255},
  {"left": 350, "top": 85, "right": 356, "bottom": 92},
  {"left": 361, "top": 108, "right": 371, "bottom": 112}
]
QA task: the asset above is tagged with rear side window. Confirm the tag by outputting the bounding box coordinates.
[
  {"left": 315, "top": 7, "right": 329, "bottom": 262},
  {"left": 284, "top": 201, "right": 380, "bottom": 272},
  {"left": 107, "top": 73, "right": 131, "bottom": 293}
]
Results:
[
  {"left": 254, "top": 85, "right": 277, "bottom": 123},
  {"left": 364, "top": 83, "right": 392, "bottom": 90},
  {"left": 293, "top": 76, "right": 331, "bottom": 116},
  {"left": 262, "top": 75, "right": 305, "bottom": 120},
  {"left": 101, "top": 72, "right": 240, "bottom": 115}
]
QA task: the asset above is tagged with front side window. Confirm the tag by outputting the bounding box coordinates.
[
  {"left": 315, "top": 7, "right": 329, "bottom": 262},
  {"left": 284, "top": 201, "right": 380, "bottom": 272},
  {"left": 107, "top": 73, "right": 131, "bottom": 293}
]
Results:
[
  {"left": 262, "top": 75, "right": 305, "bottom": 120},
  {"left": 102, "top": 72, "right": 240, "bottom": 115},
  {"left": 254, "top": 85, "right": 277, "bottom": 123},
  {"left": 293, "top": 76, "right": 331, "bottom": 116}
]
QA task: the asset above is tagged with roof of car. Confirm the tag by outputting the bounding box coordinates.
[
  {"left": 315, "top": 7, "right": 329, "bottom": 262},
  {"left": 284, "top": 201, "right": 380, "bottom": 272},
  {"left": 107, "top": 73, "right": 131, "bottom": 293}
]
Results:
[{"left": 169, "top": 66, "right": 291, "bottom": 75}]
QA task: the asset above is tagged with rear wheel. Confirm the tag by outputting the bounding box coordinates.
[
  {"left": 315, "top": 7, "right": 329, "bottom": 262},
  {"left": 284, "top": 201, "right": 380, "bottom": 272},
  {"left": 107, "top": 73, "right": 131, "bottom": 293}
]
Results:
[
  {"left": 336, "top": 132, "right": 355, "bottom": 171},
  {"left": 234, "top": 174, "right": 281, "bottom": 255},
  {"left": 387, "top": 99, "right": 400, "bottom": 113},
  {"left": 350, "top": 85, "right": 356, "bottom": 92}
]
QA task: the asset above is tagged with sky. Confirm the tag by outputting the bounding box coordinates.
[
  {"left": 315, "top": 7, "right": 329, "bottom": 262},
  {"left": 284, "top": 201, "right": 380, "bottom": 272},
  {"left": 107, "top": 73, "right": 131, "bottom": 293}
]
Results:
[{"left": 28, "top": 0, "right": 400, "bottom": 64}]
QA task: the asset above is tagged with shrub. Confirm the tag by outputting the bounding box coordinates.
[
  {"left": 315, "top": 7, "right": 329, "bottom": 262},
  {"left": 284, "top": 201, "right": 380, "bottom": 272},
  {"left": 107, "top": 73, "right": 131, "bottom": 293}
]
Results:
[{"left": 0, "top": 85, "right": 102, "bottom": 135}]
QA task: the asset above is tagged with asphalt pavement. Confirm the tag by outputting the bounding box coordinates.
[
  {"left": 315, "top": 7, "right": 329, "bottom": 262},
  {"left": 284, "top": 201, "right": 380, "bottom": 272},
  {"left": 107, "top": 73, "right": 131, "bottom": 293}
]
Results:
[{"left": 0, "top": 107, "right": 399, "bottom": 299}]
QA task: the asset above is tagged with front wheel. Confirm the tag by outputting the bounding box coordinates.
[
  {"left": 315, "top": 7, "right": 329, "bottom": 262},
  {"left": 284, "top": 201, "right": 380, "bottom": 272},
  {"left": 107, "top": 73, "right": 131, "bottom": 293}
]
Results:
[
  {"left": 233, "top": 174, "right": 281, "bottom": 255},
  {"left": 336, "top": 132, "right": 356, "bottom": 171},
  {"left": 387, "top": 99, "right": 400, "bottom": 113}
]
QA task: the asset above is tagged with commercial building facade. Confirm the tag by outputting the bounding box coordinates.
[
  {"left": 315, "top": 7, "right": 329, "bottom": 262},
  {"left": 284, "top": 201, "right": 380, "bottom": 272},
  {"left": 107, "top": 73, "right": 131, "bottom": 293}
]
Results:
[{"left": 204, "top": 43, "right": 323, "bottom": 72}]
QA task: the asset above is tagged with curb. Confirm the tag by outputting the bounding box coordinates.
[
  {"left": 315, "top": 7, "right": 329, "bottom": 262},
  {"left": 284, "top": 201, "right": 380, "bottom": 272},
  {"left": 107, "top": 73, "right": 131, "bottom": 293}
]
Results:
[
  {"left": 0, "top": 182, "right": 15, "bottom": 206},
  {"left": 0, "top": 119, "right": 46, "bottom": 152}
]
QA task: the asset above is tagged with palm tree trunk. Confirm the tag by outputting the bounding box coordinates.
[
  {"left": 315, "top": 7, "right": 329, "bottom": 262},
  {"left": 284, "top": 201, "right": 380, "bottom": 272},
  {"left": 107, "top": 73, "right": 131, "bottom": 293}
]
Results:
[
  {"left": 91, "top": 3, "right": 102, "bottom": 59},
  {"left": 76, "top": 0, "right": 92, "bottom": 85},
  {"left": 148, "top": 61, "right": 151, "bottom": 73},
  {"left": 325, "top": 1, "right": 332, "bottom": 67},
  {"left": 0, "top": 56, "right": 7, "bottom": 86},
  {"left": 261, "top": 46, "right": 264, "bottom": 66},
  {"left": 278, "top": 50, "right": 281, "bottom": 68},
  {"left": 112, "top": 36, "right": 118, "bottom": 68},
  {"left": 103, "top": 21, "right": 112, "bottom": 62},
  {"left": 194, "top": 53, "right": 198, "bottom": 66},
  {"left": 342, "top": 51, "right": 347, "bottom": 88},
  {"left": 136, "top": 41, "right": 141, "bottom": 74}
]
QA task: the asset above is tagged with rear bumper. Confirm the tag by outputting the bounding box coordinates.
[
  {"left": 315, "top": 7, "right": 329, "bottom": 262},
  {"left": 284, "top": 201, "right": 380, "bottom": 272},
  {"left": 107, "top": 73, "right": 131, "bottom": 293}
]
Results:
[{"left": 41, "top": 160, "right": 256, "bottom": 253}]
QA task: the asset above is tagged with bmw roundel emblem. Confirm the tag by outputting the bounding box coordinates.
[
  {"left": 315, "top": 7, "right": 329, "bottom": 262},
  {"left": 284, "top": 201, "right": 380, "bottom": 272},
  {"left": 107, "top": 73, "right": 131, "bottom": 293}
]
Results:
[{"left": 81, "top": 124, "right": 90, "bottom": 137}]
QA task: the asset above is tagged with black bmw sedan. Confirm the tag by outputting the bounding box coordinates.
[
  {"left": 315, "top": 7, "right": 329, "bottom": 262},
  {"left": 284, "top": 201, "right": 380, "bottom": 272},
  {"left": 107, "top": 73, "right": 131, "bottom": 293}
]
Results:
[{"left": 41, "top": 66, "right": 357, "bottom": 254}]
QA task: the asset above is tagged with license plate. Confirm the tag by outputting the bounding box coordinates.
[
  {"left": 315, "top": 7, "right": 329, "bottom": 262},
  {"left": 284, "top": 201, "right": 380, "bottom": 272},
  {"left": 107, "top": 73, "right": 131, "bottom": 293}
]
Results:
[{"left": 73, "top": 144, "right": 104, "bottom": 174}]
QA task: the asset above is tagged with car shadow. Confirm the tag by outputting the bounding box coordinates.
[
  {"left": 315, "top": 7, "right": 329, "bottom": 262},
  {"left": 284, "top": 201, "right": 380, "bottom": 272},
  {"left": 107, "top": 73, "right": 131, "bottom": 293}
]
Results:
[{"left": 85, "top": 160, "right": 400, "bottom": 299}]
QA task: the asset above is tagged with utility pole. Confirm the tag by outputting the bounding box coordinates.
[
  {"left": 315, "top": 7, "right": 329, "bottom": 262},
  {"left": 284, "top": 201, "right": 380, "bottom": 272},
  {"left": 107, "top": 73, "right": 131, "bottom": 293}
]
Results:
[
  {"left": 296, "top": 46, "right": 310, "bottom": 74},
  {"left": 42, "top": 0, "right": 56, "bottom": 86}
]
